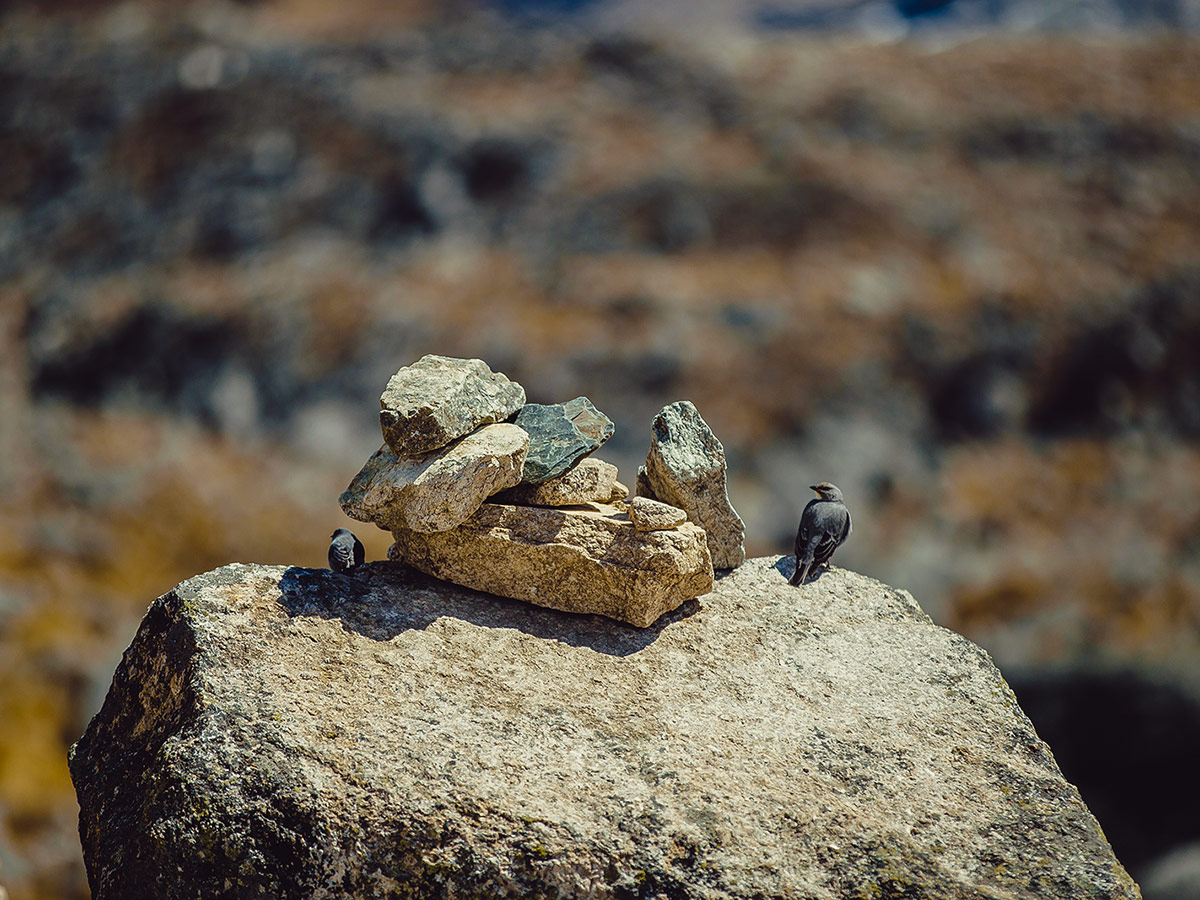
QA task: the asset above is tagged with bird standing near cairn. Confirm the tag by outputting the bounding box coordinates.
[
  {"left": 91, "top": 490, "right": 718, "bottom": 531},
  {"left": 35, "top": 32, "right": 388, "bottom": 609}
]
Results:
[
  {"left": 328, "top": 528, "right": 365, "bottom": 574},
  {"left": 789, "top": 483, "right": 851, "bottom": 586}
]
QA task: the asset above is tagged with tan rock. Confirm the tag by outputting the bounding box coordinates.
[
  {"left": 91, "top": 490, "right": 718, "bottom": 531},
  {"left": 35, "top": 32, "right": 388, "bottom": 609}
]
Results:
[
  {"left": 71, "top": 560, "right": 1139, "bottom": 900},
  {"left": 388, "top": 501, "right": 713, "bottom": 627},
  {"left": 379, "top": 355, "right": 526, "bottom": 456},
  {"left": 493, "top": 458, "right": 618, "bottom": 507},
  {"left": 339, "top": 424, "right": 528, "bottom": 533},
  {"left": 608, "top": 479, "right": 629, "bottom": 501},
  {"left": 629, "top": 495, "right": 687, "bottom": 531}
]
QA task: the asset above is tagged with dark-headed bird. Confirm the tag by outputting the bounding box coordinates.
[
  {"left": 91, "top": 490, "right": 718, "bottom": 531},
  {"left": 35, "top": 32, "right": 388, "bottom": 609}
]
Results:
[
  {"left": 328, "top": 527, "right": 365, "bottom": 574},
  {"left": 789, "top": 482, "right": 851, "bottom": 586}
]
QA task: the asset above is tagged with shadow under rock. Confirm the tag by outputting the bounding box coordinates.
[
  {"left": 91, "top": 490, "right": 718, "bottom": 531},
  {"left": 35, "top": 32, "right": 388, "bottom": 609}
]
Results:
[{"left": 278, "top": 563, "right": 699, "bottom": 658}]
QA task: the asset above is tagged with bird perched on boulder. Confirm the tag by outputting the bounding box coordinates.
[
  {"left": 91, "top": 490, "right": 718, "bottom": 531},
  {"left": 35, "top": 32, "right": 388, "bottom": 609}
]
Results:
[
  {"left": 789, "top": 482, "right": 851, "bottom": 586},
  {"left": 328, "top": 528, "right": 365, "bottom": 574}
]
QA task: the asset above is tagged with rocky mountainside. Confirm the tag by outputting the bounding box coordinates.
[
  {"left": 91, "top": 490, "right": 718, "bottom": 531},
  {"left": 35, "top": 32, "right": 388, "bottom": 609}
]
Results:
[{"left": 70, "top": 558, "right": 1138, "bottom": 899}]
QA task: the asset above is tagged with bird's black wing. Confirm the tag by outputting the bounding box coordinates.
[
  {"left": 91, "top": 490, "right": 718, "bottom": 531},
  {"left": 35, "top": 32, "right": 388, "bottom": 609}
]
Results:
[
  {"left": 352, "top": 535, "right": 365, "bottom": 568},
  {"left": 810, "top": 504, "right": 850, "bottom": 567},
  {"left": 329, "top": 540, "right": 355, "bottom": 571},
  {"left": 795, "top": 498, "right": 821, "bottom": 553}
]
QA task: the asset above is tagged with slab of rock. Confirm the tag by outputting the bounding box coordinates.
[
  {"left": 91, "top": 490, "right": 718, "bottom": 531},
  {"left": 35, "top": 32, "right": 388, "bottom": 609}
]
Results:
[
  {"left": 389, "top": 501, "right": 712, "bottom": 627},
  {"left": 70, "top": 559, "right": 1139, "bottom": 900},
  {"left": 514, "top": 397, "right": 614, "bottom": 484},
  {"left": 641, "top": 401, "right": 746, "bottom": 569},
  {"left": 493, "top": 458, "right": 618, "bottom": 507},
  {"left": 339, "top": 423, "right": 528, "bottom": 533},
  {"left": 379, "top": 355, "right": 526, "bottom": 456},
  {"left": 608, "top": 479, "right": 629, "bottom": 501},
  {"left": 629, "top": 495, "right": 687, "bottom": 531}
]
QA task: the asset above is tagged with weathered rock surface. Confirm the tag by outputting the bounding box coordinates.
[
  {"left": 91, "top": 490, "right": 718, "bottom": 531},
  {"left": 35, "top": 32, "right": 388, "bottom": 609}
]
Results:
[
  {"left": 379, "top": 355, "right": 526, "bottom": 457},
  {"left": 608, "top": 479, "right": 629, "bottom": 501},
  {"left": 629, "top": 495, "right": 688, "bottom": 531},
  {"left": 339, "top": 423, "right": 528, "bottom": 533},
  {"left": 389, "top": 501, "right": 713, "bottom": 627},
  {"left": 70, "top": 559, "right": 1139, "bottom": 900},
  {"left": 641, "top": 401, "right": 746, "bottom": 569},
  {"left": 493, "top": 457, "right": 618, "bottom": 507},
  {"left": 514, "top": 397, "right": 614, "bottom": 483}
]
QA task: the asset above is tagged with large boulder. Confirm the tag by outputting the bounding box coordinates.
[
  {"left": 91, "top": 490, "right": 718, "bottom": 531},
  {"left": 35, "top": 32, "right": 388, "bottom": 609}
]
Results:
[
  {"left": 338, "top": 423, "right": 528, "bottom": 533},
  {"left": 70, "top": 559, "right": 1139, "bottom": 900},
  {"left": 389, "top": 500, "right": 713, "bottom": 627},
  {"left": 640, "top": 401, "right": 746, "bottom": 569},
  {"left": 379, "top": 355, "right": 526, "bottom": 457}
]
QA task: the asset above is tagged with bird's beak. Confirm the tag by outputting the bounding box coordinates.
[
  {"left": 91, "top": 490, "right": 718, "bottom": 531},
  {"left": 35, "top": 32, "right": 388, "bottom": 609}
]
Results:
[{"left": 809, "top": 484, "right": 820, "bottom": 491}]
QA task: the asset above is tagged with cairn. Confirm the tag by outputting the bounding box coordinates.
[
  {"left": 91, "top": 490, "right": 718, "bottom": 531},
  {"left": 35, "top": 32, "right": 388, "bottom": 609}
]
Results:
[{"left": 340, "top": 355, "right": 745, "bottom": 627}]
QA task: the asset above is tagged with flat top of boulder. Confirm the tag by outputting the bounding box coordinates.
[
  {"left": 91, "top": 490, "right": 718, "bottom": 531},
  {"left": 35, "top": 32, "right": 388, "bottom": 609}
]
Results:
[{"left": 70, "top": 559, "right": 1138, "bottom": 900}]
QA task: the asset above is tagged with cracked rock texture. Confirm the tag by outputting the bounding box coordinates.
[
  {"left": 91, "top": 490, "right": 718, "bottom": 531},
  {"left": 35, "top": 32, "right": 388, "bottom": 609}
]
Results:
[
  {"left": 338, "top": 423, "right": 529, "bottom": 533},
  {"left": 641, "top": 401, "right": 746, "bottom": 569},
  {"left": 389, "top": 501, "right": 713, "bottom": 627},
  {"left": 70, "top": 559, "right": 1138, "bottom": 900},
  {"left": 379, "top": 355, "right": 526, "bottom": 457}
]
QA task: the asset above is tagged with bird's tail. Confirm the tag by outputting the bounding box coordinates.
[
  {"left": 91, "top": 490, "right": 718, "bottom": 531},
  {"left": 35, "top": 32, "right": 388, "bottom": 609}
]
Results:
[{"left": 789, "top": 535, "right": 821, "bottom": 586}]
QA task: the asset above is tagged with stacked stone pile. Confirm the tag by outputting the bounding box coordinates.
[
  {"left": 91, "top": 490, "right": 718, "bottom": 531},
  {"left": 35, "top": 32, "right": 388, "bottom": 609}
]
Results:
[{"left": 340, "top": 355, "right": 745, "bottom": 627}]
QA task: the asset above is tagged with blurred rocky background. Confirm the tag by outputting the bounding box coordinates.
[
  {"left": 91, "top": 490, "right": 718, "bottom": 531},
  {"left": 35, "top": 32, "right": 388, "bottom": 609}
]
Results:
[{"left": 2, "top": 0, "right": 1199, "bottom": 897}]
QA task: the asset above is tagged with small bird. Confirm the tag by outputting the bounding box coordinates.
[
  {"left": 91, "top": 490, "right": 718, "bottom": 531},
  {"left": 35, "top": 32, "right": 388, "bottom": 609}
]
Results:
[
  {"left": 328, "top": 528, "right": 365, "bottom": 574},
  {"left": 789, "top": 482, "right": 851, "bottom": 586}
]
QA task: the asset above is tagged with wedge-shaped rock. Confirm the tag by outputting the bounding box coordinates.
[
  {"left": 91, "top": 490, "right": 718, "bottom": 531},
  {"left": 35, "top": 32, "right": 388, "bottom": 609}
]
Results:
[
  {"left": 642, "top": 401, "right": 746, "bottom": 569},
  {"left": 493, "top": 458, "right": 618, "bottom": 507},
  {"left": 629, "top": 495, "right": 687, "bottom": 531},
  {"left": 388, "top": 501, "right": 713, "bottom": 627},
  {"left": 379, "top": 355, "right": 526, "bottom": 456},
  {"left": 340, "top": 424, "right": 528, "bottom": 533},
  {"left": 514, "top": 397, "right": 614, "bottom": 484}
]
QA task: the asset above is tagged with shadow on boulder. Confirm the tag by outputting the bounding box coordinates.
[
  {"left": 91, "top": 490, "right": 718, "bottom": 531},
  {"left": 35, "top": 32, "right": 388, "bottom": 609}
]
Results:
[{"left": 278, "top": 563, "right": 699, "bottom": 658}]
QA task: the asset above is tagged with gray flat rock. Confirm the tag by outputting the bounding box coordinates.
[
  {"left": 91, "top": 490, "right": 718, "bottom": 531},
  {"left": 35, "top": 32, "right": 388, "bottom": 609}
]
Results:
[{"left": 514, "top": 397, "right": 614, "bottom": 484}]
